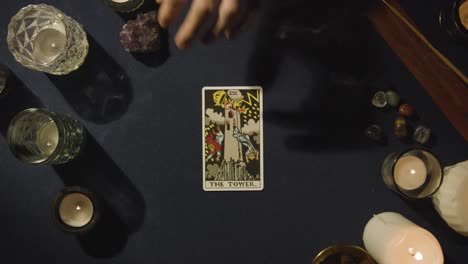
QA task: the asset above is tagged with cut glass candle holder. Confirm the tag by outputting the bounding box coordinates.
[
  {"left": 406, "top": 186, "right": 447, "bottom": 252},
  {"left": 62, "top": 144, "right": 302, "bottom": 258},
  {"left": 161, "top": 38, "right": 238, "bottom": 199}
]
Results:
[{"left": 7, "top": 4, "right": 89, "bottom": 75}]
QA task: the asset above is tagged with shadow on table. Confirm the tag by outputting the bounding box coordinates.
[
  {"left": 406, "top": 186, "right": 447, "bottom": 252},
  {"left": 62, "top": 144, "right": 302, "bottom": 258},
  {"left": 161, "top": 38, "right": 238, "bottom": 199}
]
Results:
[
  {"left": 53, "top": 132, "right": 146, "bottom": 258},
  {"left": 247, "top": 0, "right": 381, "bottom": 152},
  {"left": 0, "top": 72, "right": 43, "bottom": 136},
  {"left": 131, "top": 29, "right": 170, "bottom": 68},
  {"left": 47, "top": 35, "right": 133, "bottom": 124},
  {"left": 400, "top": 197, "right": 468, "bottom": 246}
]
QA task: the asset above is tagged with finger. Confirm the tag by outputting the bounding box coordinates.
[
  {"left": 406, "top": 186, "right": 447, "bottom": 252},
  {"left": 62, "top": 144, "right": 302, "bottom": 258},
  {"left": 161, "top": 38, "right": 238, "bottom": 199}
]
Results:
[
  {"left": 225, "top": 0, "right": 260, "bottom": 39},
  {"left": 175, "top": 0, "right": 219, "bottom": 49},
  {"left": 210, "top": 0, "right": 241, "bottom": 40},
  {"left": 157, "top": 0, "right": 187, "bottom": 29},
  {"left": 202, "top": 0, "right": 240, "bottom": 43}
]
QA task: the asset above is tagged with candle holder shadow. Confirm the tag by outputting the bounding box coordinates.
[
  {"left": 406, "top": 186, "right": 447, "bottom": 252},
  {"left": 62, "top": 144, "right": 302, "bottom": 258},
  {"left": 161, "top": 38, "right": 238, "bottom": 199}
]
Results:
[
  {"left": 53, "top": 132, "right": 146, "bottom": 258},
  {"left": 398, "top": 197, "right": 468, "bottom": 246},
  {"left": 0, "top": 73, "right": 43, "bottom": 136},
  {"left": 247, "top": 1, "right": 379, "bottom": 152},
  {"left": 47, "top": 35, "right": 133, "bottom": 124}
]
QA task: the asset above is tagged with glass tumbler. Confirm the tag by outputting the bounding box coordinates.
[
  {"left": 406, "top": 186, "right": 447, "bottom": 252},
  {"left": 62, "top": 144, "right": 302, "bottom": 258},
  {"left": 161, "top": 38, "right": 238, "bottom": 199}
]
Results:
[
  {"left": 7, "top": 4, "right": 89, "bottom": 75},
  {"left": 7, "top": 108, "right": 85, "bottom": 164},
  {"left": 381, "top": 149, "right": 443, "bottom": 199}
]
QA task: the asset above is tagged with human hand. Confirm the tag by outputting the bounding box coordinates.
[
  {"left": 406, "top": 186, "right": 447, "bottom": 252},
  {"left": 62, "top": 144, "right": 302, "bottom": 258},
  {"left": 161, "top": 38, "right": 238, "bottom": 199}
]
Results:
[{"left": 156, "top": 0, "right": 260, "bottom": 49}]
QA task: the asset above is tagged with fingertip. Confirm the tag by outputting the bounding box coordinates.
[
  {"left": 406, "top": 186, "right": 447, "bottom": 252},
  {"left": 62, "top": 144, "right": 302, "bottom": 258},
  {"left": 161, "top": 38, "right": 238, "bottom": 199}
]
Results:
[{"left": 158, "top": 15, "right": 170, "bottom": 29}]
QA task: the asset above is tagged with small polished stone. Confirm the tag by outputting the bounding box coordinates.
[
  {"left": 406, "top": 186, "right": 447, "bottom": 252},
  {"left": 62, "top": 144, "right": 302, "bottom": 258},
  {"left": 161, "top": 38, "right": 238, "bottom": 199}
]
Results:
[
  {"left": 394, "top": 116, "right": 407, "bottom": 139},
  {"left": 386, "top": 90, "right": 400, "bottom": 107},
  {"left": 365, "top": 125, "right": 384, "bottom": 141},
  {"left": 398, "top": 103, "right": 414, "bottom": 117},
  {"left": 413, "top": 125, "right": 431, "bottom": 144},
  {"left": 372, "top": 91, "right": 388, "bottom": 108},
  {"left": 395, "top": 116, "right": 406, "bottom": 126}
]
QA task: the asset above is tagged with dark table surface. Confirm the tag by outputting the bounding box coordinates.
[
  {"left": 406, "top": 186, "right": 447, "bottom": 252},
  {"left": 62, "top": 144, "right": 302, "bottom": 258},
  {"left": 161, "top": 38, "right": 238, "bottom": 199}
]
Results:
[{"left": 0, "top": 0, "right": 467, "bottom": 263}]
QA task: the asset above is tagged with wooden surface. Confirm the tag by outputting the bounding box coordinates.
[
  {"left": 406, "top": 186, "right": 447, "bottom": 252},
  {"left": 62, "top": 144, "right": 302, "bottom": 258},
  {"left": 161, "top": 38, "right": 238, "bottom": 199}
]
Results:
[{"left": 368, "top": 0, "right": 468, "bottom": 141}]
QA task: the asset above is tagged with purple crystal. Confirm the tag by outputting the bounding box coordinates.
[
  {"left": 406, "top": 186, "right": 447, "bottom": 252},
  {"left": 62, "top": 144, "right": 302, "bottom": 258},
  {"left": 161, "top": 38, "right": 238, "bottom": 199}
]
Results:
[{"left": 120, "top": 11, "right": 162, "bottom": 53}]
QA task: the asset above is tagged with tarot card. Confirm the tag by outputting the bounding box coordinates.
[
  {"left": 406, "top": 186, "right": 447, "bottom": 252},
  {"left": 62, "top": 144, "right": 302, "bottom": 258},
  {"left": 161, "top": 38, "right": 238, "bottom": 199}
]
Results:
[{"left": 202, "top": 86, "right": 263, "bottom": 191}]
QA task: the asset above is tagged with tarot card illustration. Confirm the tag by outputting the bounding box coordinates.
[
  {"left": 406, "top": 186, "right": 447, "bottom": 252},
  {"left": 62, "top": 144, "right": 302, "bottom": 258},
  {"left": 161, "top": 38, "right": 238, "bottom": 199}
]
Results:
[{"left": 202, "top": 86, "right": 263, "bottom": 191}]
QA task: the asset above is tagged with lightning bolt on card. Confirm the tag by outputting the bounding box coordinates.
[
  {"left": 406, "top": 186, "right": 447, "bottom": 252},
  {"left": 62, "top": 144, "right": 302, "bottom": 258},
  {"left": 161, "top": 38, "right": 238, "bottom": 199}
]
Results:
[{"left": 202, "top": 87, "right": 263, "bottom": 191}]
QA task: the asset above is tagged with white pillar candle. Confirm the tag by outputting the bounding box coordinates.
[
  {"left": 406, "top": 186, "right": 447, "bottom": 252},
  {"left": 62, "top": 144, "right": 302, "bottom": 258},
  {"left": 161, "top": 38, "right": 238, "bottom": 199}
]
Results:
[
  {"left": 32, "top": 23, "right": 66, "bottom": 64},
  {"left": 433, "top": 160, "right": 468, "bottom": 236},
  {"left": 36, "top": 121, "right": 59, "bottom": 156},
  {"left": 363, "top": 212, "right": 444, "bottom": 264},
  {"left": 394, "top": 156, "right": 427, "bottom": 190},
  {"left": 59, "top": 192, "right": 94, "bottom": 228}
]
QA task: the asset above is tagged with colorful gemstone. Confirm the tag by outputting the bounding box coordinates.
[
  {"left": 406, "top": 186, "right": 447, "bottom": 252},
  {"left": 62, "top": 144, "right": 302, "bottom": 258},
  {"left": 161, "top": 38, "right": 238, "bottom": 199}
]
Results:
[
  {"left": 394, "top": 116, "right": 407, "bottom": 139},
  {"left": 413, "top": 125, "right": 431, "bottom": 144},
  {"left": 386, "top": 90, "right": 400, "bottom": 107},
  {"left": 398, "top": 104, "right": 414, "bottom": 117},
  {"left": 365, "top": 125, "right": 384, "bottom": 141},
  {"left": 372, "top": 91, "right": 388, "bottom": 108}
]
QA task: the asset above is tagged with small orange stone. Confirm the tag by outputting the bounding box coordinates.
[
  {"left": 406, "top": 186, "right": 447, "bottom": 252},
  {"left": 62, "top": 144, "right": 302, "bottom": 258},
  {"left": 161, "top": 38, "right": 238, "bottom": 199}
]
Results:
[{"left": 398, "top": 104, "right": 414, "bottom": 117}]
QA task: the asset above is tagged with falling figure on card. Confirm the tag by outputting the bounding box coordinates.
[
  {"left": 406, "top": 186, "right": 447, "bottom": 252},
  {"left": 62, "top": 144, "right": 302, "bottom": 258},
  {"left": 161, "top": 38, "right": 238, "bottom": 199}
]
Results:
[
  {"left": 233, "top": 126, "right": 259, "bottom": 163},
  {"left": 206, "top": 126, "right": 224, "bottom": 161}
]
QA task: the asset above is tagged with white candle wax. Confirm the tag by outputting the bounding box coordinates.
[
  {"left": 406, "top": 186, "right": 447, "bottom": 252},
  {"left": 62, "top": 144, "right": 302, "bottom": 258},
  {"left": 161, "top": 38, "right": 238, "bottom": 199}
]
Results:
[
  {"left": 36, "top": 121, "right": 59, "bottom": 156},
  {"left": 32, "top": 23, "right": 66, "bottom": 64},
  {"left": 394, "top": 156, "right": 427, "bottom": 190},
  {"left": 59, "top": 193, "right": 94, "bottom": 228},
  {"left": 363, "top": 212, "right": 444, "bottom": 264},
  {"left": 112, "top": 0, "right": 131, "bottom": 3},
  {"left": 433, "top": 160, "right": 468, "bottom": 236}
]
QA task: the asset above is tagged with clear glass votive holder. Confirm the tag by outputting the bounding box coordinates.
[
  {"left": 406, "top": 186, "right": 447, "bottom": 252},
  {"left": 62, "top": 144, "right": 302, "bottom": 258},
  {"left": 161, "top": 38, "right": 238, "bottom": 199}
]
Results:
[
  {"left": 313, "top": 245, "right": 376, "bottom": 264},
  {"left": 7, "top": 4, "right": 89, "bottom": 75},
  {"left": 53, "top": 186, "right": 99, "bottom": 234},
  {"left": 7, "top": 108, "right": 85, "bottom": 165},
  {"left": 381, "top": 149, "right": 443, "bottom": 200}
]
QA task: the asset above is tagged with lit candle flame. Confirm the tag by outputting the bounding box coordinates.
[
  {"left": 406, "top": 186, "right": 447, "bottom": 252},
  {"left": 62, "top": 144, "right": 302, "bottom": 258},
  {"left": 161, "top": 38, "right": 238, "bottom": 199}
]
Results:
[
  {"left": 408, "top": 248, "right": 424, "bottom": 261},
  {"left": 76, "top": 205, "right": 81, "bottom": 211},
  {"left": 410, "top": 169, "right": 416, "bottom": 175}
]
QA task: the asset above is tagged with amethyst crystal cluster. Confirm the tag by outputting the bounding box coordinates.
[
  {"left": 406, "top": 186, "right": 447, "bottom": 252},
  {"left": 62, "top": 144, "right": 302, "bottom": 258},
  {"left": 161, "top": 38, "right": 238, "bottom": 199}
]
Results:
[{"left": 120, "top": 11, "right": 161, "bottom": 53}]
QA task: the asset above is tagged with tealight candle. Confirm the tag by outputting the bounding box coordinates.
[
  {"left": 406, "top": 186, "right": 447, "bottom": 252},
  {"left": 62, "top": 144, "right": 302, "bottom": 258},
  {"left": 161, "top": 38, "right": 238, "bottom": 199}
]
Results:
[
  {"left": 381, "top": 149, "right": 442, "bottom": 199},
  {"left": 393, "top": 156, "right": 427, "bottom": 190},
  {"left": 103, "top": 0, "right": 146, "bottom": 13},
  {"left": 32, "top": 26, "right": 66, "bottom": 64},
  {"left": 36, "top": 121, "right": 59, "bottom": 156},
  {"left": 7, "top": 108, "right": 85, "bottom": 165},
  {"left": 459, "top": 0, "right": 468, "bottom": 30},
  {"left": 59, "top": 192, "right": 94, "bottom": 228},
  {"left": 53, "top": 187, "right": 98, "bottom": 233},
  {"left": 363, "top": 212, "right": 444, "bottom": 264}
]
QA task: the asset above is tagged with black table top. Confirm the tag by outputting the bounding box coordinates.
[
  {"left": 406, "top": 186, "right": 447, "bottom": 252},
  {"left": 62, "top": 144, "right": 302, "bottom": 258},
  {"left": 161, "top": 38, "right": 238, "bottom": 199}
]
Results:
[{"left": 0, "top": 0, "right": 467, "bottom": 263}]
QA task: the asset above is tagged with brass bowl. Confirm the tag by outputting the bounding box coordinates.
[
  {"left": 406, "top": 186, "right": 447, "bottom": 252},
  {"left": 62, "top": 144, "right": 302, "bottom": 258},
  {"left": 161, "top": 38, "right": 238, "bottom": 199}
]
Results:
[{"left": 313, "top": 245, "right": 376, "bottom": 264}]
